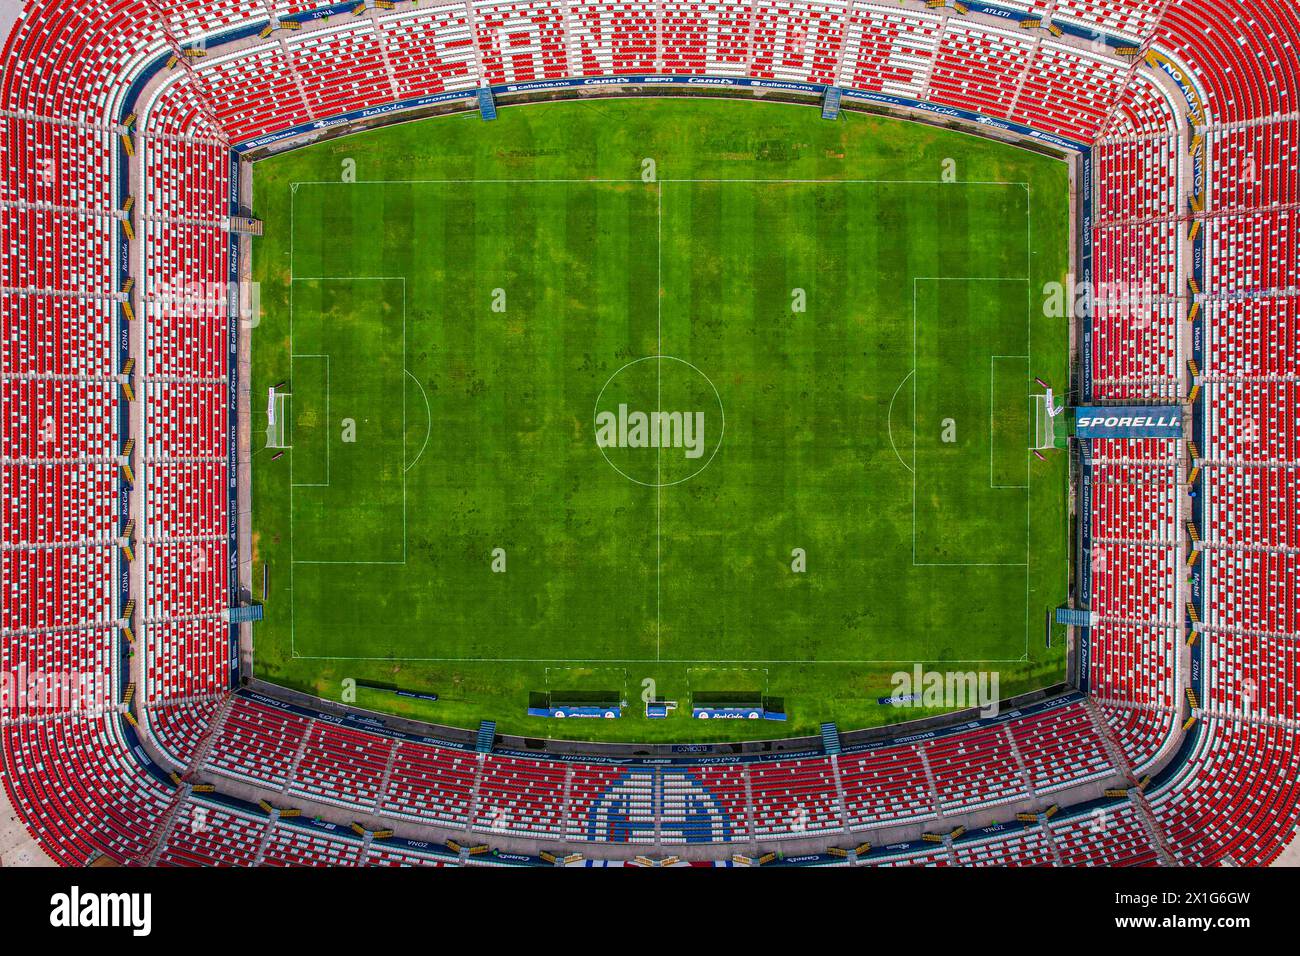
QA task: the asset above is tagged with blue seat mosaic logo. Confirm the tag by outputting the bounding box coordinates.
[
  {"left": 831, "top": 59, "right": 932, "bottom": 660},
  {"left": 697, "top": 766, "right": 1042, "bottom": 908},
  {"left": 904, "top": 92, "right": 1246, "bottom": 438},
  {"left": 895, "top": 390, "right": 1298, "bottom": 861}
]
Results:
[{"left": 581, "top": 769, "right": 734, "bottom": 844}]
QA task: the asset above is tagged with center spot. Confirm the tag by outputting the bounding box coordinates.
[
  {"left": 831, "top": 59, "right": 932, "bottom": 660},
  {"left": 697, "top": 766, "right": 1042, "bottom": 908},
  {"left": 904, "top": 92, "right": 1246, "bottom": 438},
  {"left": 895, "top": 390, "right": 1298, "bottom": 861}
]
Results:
[{"left": 593, "top": 355, "right": 724, "bottom": 487}]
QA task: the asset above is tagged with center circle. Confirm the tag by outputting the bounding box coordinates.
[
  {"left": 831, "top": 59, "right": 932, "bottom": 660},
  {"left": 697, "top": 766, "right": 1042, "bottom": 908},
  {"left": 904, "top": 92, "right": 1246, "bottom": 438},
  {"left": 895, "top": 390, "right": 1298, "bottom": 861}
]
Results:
[{"left": 593, "top": 355, "right": 725, "bottom": 487}]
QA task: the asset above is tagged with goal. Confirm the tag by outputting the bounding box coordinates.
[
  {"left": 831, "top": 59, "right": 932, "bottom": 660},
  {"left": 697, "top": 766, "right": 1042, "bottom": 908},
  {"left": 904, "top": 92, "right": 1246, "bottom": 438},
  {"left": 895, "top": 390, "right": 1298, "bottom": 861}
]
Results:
[
  {"left": 265, "top": 387, "right": 290, "bottom": 449},
  {"left": 1032, "top": 393, "right": 1056, "bottom": 450}
]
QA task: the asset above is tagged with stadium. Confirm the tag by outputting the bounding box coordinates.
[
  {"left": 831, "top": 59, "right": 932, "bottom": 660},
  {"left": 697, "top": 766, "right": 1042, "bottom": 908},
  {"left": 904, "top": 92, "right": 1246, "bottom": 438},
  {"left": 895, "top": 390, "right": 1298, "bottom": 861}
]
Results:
[{"left": 0, "top": 0, "right": 1296, "bottom": 872}]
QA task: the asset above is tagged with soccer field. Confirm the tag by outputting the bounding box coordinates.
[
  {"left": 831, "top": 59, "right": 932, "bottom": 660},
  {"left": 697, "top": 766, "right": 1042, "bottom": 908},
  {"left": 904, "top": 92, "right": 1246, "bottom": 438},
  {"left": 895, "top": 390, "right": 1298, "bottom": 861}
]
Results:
[{"left": 249, "top": 98, "right": 1072, "bottom": 742}]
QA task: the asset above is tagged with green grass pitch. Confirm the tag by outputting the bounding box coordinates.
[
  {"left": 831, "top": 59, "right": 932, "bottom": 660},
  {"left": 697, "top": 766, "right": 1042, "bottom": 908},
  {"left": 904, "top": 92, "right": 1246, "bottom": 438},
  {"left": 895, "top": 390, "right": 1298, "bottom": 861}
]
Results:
[{"left": 248, "top": 98, "right": 1072, "bottom": 742}]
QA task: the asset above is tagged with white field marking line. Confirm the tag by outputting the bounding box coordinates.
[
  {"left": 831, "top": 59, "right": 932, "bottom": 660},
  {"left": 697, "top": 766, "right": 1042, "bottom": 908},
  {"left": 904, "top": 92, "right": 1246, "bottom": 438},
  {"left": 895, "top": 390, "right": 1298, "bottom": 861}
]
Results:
[
  {"left": 288, "top": 184, "right": 661, "bottom": 655},
  {"left": 1026, "top": 182, "right": 1033, "bottom": 290},
  {"left": 544, "top": 666, "right": 629, "bottom": 699},
  {"left": 989, "top": 354, "right": 1030, "bottom": 490},
  {"left": 911, "top": 270, "right": 1036, "bottom": 662},
  {"left": 285, "top": 182, "right": 1029, "bottom": 648},
  {"left": 911, "top": 277, "right": 1031, "bottom": 569},
  {"left": 403, "top": 274, "right": 407, "bottom": 567},
  {"left": 293, "top": 654, "right": 1034, "bottom": 664},
  {"left": 663, "top": 179, "right": 1030, "bottom": 185},
  {"left": 684, "top": 665, "right": 770, "bottom": 682},
  {"left": 887, "top": 369, "right": 916, "bottom": 474},
  {"left": 284, "top": 183, "right": 1047, "bottom": 665},
  {"left": 1034, "top": 395, "right": 1045, "bottom": 455},
  {"left": 289, "top": 200, "right": 296, "bottom": 659},
  {"left": 1030, "top": 394, "right": 1055, "bottom": 450},
  {"left": 286, "top": 278, "right": 408, "bottom": 584},
  {"left": 302, "top": 262, "right": 1045, "bottom": 664},
  {"left": 404, "top": 369, "right": 432, "bottom": 473},
  {"left": 593, "top": 355, "right": 727, "bottom": 487},
  {"left": 1031, "top": 393, "right": 1037, "bottom": 452},
  {"left": 657, "top": 179, "right": 662, "bottom": 663},
  {"left": 289, "top": 353, "right": 330, "bottom": 487},
  {"left": 684, "top": 666, "right": 770, "bottom": 704},
  {"left": 294, "top": 560, "right": 407, "bottom": 565},
  {"left": 545, "top": 665, "right": 629, "bottom": 681},
  {"left": 291, "top": 179, "right": 644, "bottom": 185},
  {"left": 1017, "top": 189, "right": 1033, "bottom": 662},
  {"left": 282, "top": 393, "right": 294, "bottom": 450},
  {"left": 290, "top": 179, "right": 1030, "bottom": 187},
  {"left": 289, "top": 230, "right": 296, "bottom": 659},
  {"left": 665, "top": 180, "right": 1029, "bottom": 184},
  {"left": 263, "top": 392, "right": 293, "bottom": 451}
]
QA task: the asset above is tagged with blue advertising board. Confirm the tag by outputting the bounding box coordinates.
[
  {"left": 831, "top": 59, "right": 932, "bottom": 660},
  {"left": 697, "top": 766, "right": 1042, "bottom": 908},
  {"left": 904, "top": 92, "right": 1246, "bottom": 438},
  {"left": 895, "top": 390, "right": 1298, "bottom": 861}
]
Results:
[
  {"left": 1074, "top": 406, "right": 1182, "bottom": 439},
  {"left": 694, "top": 707, "right": 763, "bottom": 720},
  {"left": 692, "top": 706, "right": 787, "bottom": 721},
  {"left": 528, "top": 705, "right": 621, "bottom": 719},
  {"left": 233, "top": 73, "right": 1092, "bottom": 155}
]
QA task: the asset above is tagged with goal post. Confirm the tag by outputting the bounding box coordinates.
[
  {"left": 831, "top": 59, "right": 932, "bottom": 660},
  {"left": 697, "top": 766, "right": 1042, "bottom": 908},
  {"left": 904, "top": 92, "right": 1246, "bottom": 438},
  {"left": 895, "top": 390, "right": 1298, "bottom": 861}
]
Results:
[
  {"left": 1031, "top": 395, "right": 1048, "bottom": 450},
  {"left": 1031, "top": 389, "right": 1067, "bottom": 450},
  {"left": 265, "top": 387, "right": 289, "bottom": 449}
]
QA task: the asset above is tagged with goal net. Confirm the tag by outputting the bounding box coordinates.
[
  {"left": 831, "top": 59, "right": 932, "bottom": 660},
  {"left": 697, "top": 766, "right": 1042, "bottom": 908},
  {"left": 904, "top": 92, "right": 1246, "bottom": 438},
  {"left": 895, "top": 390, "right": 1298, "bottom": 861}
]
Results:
[
  {"left": 1032, "top": 394, "right": 1055, "bottom": 450},
  {"left": 265, "top": 387, "right": 289, "bottom": 449},
  {"left": 1034, "top": 387, "right": 1066, "bottom": 450}
]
